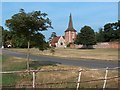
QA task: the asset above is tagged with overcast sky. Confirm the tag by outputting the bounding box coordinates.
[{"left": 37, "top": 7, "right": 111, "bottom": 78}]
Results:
[{"left": 2, "top": 2, "right": 118, "bottom": 41}]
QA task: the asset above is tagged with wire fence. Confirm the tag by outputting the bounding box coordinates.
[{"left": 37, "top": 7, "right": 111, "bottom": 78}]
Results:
[{"left": 1, "top": 67, "right": 120, "bottom": 89}]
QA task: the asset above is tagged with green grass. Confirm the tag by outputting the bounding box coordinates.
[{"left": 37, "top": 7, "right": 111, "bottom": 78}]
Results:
[
  {"left": 2, "top": 73, "right": 17, "bottom": 86},
  {"left": 2, "top": 55, "right": 59, "bottom": 86},
  {"left": 2, "top": 56, "right": 27, "bottom": 86},
  {"left": 2, "top": 56, "right": 26, "bottom": 71}
]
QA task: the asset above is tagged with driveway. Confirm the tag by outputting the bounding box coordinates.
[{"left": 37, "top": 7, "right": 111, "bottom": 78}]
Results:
[{"left": 2, "top": 49, "right": 118, "bottom": 68}]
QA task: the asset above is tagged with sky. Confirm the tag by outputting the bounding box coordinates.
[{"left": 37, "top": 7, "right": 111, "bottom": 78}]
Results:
[
  {"left": 1, "top": 0, "right": 120, "bottom": 2},
  {"left": 1, "top": 2, "right": 118, "bottom": 41}
]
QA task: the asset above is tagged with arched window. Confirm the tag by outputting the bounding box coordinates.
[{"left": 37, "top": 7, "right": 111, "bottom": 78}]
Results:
[{"left": 61, "top": 42, "right": 63, "bottom": 45}]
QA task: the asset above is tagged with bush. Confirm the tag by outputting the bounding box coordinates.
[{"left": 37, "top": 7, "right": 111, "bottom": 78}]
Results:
[{"left": 50, "top": 47, "right": 55, "bottom": 55}]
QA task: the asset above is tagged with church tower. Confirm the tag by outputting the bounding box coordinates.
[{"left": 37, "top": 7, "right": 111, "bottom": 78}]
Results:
[{"left": 65, "top": 13, "right": 77, "bottom": 45}]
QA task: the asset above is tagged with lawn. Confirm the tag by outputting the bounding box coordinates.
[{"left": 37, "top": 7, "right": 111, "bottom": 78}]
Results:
[
  {"left": 2, "top": 55, "right": 59, "bottom": 86},
  {"left": 2, "top": 55, "right": 119, "bottom": 88},
  {"left": 2, "top": 55, "right": 27, "bottom": 86},
  {"left": 6, "top": 48, "right": 118, "bottom": 61}
]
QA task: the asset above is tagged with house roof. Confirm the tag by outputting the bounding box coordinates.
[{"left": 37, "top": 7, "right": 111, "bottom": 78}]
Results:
[
  {"left": 50, "top": 36, "right": 61, "bottom": 43},
  {"left": 62, "top": 36, "right": 65, "bottom": 39}
]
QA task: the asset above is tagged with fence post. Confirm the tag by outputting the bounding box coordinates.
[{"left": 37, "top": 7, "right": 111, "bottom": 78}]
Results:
[
  {"left": 33, "top": 71, "right": 36, "bottom": 88},
  {"left": 76, "top": 69, "right": 82, "bottom": 90},
  {"left": 103, "top": 67, "right": 108, "bottom": 90}
]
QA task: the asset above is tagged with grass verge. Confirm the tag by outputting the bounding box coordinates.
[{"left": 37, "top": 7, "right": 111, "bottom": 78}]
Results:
[
  {"left": 2, "top": 55, "right": 58, "bottom": 86},
  {"left": 6, "top": 48, "right": 118, "bottom": 61},
  {"left": 2, "top": 55, "right": 119, "bottom": 88}
]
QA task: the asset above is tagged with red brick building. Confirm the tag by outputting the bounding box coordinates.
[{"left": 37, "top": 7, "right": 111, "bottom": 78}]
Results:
[
  {"left": 65, "top": 14, "right": 77, "bottom": 45},
  {"left": 49, "top": 36, "right": 66, "bottom": 48}
]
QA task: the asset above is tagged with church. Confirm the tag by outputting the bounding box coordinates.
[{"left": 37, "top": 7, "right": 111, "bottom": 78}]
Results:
[{"left": 50, "top": 14, "right": 77, "bottom": 48}]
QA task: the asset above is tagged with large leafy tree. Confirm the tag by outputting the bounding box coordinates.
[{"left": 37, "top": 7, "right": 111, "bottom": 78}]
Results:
[
  {"left": 75, "top": 26, "right": 96, "bottom": 48},
  {"left": 96, "top": 28, "right": 105, "bottom": 42},
  {"left": 112, "top": 20, "right": 120, "bottom": 41},
  {"left": 2, "top": 29, "right": 13, "bottom": 47},
  {"left": 2, "top": 29, "right": 29, "bottom": 48},
  {"left": 30, "top": 32, "right": 48, "bottom": 51},
  {"left": 103, "top": 23, "right": 115, "bottom": 42},
  {"left": 95, "top": 21, "right": 120, "bottom": 43},
  {"left": 101, "top": 21, "right": 120, "bottom": 42},
  {"left": 11, "top": 33, "right": 28, "bottom": 48},
  {"left": 5, "top": 9, "right": 53, "bottom": 70}
]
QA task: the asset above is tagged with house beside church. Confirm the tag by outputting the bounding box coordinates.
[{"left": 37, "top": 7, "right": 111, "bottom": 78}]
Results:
[
  {"left": 50, "top": 14, "right": 77, "bottom": 48},
  {"left": 49, "top": 36, "right": 66, "bottom": 48}
]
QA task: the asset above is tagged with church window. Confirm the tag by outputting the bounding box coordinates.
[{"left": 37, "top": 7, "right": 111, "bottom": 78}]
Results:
[{"left": 61, "top": 42, "right": 63, "bottom": 45}]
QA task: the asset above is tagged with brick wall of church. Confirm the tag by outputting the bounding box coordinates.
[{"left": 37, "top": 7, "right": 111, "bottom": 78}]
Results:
[
  {"left": 65, "top": 32, "right": 69, "bottom": 44},
  {"left": 73, "top": 32, "right": 76, "bottom": 41},
  {"left": 65, "top": 31, "right": 76, "bottom": 44}
]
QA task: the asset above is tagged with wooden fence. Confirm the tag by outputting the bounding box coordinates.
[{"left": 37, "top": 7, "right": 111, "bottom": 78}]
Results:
[{"left": 0, "top": 67, "right": 120, "bottom": 89}]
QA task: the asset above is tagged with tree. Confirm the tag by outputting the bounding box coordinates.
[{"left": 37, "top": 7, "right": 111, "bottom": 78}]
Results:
[
  {"left": 51, "top": 32, "right": 57, "bottom": 38},
  {"left": 31, "top": 33, "right": 49, "bottom": 51},
  {"left": 50, "top": 47, "right": 55, "bottom": 55},
  {"left": 0, "top": 26, "right": 3, "bottom": 47},
  {"left": 112, "top": 20, "right": 120, "bottom": 41},
  {"left": 96, "top": 21, "right": 120, "bottom": 42},
  {"left": 38, "top": 41, "right": 49, "bottom": 52},
  {"left": 5, "top": 9, "right": 53, "bottom": 70},
  {"left": 2, "top": 29, "right": 49, "bottom": 48},
  {"left": 96, "top": 28, "right": 105, "bottom": 42},
  {"left": 75, "top": 26, "right": 96, "bottom": 48},
  {"left": 11, "top": 33, "right": 28, "bottom": 48},
  {"left": 103, "top": 21, "right": 120, "bottom": 42},
  {"left": 103, "top": 23, "right": 115, "bottom": 42},
  {"left": 49, "top": 32, "right": 57, "bottom": 42},
  {"left": 2, "top": 29, "right": 13, "bottom": 48}
]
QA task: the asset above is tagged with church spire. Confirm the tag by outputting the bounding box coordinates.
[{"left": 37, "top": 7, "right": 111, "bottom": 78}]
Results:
[
  {"left": 68, "top": 13, "right": 74, "bottom": 30},
  {"left": 65, "top": 13, "right": 76, "bottom": 32}
]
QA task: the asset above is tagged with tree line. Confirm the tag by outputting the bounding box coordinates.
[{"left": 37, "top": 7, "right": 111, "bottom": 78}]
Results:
[
  {"left": 75, "top": 20, "right": 120, "bottom": 48},
  {"left": 2, "top": 20, "right": 119, "bottom": 49},
  {"left": 96, "top": 21, "right": 120, "bottom": 42},
  {"left": 1, "top": 21, "right": 119, "bottom": 49},
  {"left": 2, "top": 27, "right": 49, "bottom": 49}
]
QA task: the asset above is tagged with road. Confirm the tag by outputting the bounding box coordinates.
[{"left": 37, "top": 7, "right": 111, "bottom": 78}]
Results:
[{"left": 2, "top": 49, "right": 118, "bottom": 68}]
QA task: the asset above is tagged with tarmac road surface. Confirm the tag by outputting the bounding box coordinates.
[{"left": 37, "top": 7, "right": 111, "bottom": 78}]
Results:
[{"left": 2, "top": 49, "right": 118, "bottom": 68}]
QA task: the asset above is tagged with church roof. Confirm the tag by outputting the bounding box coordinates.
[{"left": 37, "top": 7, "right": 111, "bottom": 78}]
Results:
[
  {"left": 65, "top": 13, "right": 76, "bottom": 32},
  {"left": 50, "top": 36, "right": 61, "bottom": 43}
]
